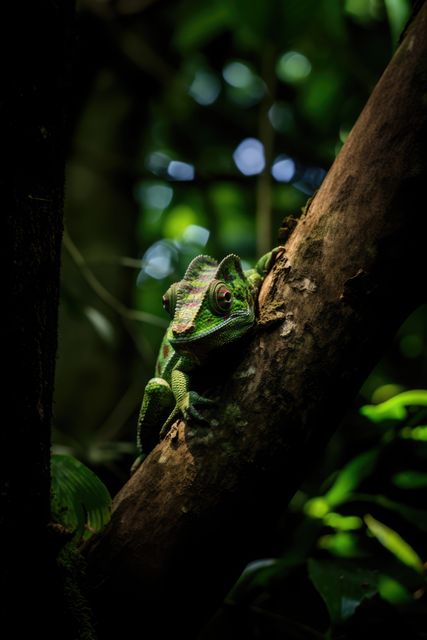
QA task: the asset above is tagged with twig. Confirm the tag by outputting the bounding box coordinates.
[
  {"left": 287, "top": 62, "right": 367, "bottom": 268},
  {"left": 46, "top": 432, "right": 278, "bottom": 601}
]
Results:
[
  {"left": 63, "top": 230, "right": 168, "bottom": 329},
  {"left": 96, "top": 379, "right": 144, "bottom": 440},
  {"left": 85, "top": 255, "right": 143, "bottom": 269}
]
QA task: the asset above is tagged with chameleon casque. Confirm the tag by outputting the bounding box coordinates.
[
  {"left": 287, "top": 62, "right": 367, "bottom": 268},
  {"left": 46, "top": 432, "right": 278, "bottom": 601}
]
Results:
[{"left": 134, "top": 248, "right": 278, "bottom": 467}]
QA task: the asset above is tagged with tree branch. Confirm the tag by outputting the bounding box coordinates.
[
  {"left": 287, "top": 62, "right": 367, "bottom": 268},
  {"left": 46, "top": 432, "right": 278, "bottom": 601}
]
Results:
[{"left": 85, "top": 6, "right": 427, "bottom": 637}]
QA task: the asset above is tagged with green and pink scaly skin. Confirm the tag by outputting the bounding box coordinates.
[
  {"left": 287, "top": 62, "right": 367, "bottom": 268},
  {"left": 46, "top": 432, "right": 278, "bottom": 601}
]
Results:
[{"left": 132, "top": 248, "right": 279, "bottom": 469}]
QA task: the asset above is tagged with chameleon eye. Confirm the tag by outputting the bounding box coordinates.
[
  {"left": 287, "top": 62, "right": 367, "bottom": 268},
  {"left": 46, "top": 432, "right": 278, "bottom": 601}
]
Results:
[
  {"left": 162, "top": 283, "right": 179, "bottom": 316},
  {"left": 209, "top": 280, "right": 232, "bottom": 315}
]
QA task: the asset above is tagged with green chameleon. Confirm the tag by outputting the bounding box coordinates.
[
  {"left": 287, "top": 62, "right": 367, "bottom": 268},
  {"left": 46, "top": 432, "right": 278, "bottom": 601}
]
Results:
[{"left": 133, "top": 248, "right": 279, "bottom": 469}]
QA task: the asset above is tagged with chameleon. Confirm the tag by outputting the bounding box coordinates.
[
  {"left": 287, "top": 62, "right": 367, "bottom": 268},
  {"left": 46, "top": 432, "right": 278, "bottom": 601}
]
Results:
[{"left": 133, "top": 248, "right": 279, "bottom": 469}]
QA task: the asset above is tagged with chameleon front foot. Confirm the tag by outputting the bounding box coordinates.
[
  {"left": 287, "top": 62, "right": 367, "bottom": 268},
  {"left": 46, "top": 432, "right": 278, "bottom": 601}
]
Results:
[{"left": 158, "top": 392, "right": 216, "bottom": 440}]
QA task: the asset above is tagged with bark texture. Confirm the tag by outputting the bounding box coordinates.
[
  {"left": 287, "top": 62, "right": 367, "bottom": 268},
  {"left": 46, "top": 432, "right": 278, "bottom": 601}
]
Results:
[
  {"left": 0, "top": 2, "right": 74, "bottom": 633},
  {"left": 86, "top": 7, "right": 427, "bottom": 637}
]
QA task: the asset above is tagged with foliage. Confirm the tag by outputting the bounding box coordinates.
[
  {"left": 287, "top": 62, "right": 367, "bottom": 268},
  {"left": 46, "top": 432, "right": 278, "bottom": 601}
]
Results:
[
  {"left": 51, "top": 454, "right": 111, "bottom": 543},
  {"left": 220, "top": 389, "right": 427, "bottom": 638}
]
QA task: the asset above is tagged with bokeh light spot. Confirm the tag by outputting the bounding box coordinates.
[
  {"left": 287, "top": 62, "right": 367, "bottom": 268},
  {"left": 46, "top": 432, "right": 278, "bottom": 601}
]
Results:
[
  {"left": 138, "top": 241, "right": 176, "bottom": 282},
  {"left": 134, "top": 182, "right": 173, "bottom": 210},
  {"left": 276, "top": 51, "right": 312, "bottom": 83},
  {"left": 146, "top": 151, "right": 170, "bottom": 176},
  {"left": 188, "top": 70, "right": 221, "bottom": 106},
  {"left": 223, "top": 60, "right": 265, "bottom": 106},
  {"left": 167, "top": 161, "right": 195, "bottom": 181},
  {"left": 233, "top": 138, "right": 265, "bottom": 176},
  {"left": 271, "top": 156, "right": 296, "bottom": 182},
  {"left": 223, "top": 61, "right": 254, "bottom": 88},
  {"left": 268, "top": 103, "right": 294, "bottom": 133},
  {"left": 182, "top": 224, "right": 210, "bottom": 246}
]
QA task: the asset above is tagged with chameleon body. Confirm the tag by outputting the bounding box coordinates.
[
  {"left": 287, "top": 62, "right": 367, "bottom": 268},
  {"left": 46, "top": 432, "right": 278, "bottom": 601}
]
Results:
[{"left": 134, "top": 249, "right": 278, "bottom": 466}]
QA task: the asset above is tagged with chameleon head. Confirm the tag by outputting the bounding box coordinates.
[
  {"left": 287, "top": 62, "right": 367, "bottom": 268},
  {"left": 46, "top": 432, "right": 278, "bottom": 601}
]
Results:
[{"left": 162, "top": 254, "right": 257, "bottom": 357}]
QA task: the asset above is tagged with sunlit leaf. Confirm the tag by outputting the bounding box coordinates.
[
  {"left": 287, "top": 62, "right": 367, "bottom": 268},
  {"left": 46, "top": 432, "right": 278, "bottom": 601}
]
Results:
[
  {"left": 323, "top": 512, "right": 363, "bottom": 531},
  {"left": 360, "top": 389, "right": 427, "bottom": 423},
  {"left": 378, "top": 574, "right": 412, "bottom": 605},
  {"left": 308, "top": 558, "right": 378, "bottom": 623},
  {"left": 364, "top": 514, "right": 424, "bottom": 573},
  {"left": 353, "top": 494, "right": 427, "bottom": 533},
  {"left": 345, "top": 0, "right": 383, "bottom": 23},
  {"left": 318, "top": 532, "right": 365, "bottom": 558},
  {"left": 51, "top": 454, "right": 111, "bottom": 541},
  {"left": 384, "top": 0, "right": 411, "bottom": 47},
  {"left": 324, "top": 449, "right": 379, "bottom": 507},
  {"left": 371, "top": 383, "right": 405, "bottom": 404},
  {"left": 305, "top": 496, "right": 330, "bottom": 518},
  {"left": 400, "top": 425, "right": 427, "bottom": 441}
]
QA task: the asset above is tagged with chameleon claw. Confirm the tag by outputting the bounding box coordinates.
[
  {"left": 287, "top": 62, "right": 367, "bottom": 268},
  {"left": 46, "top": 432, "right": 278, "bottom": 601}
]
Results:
[
  {"left": 189, "top": 391, "right": 215, "bottom": 406},
  {"left": 184, "top": 391, "right": 215, "bottom": 424}
]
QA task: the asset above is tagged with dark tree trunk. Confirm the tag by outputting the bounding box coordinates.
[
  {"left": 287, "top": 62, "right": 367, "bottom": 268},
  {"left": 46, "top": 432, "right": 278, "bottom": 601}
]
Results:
[
  {"left": 85, "top": 5, "right": 427, "bottom": 638},
  {"left": 0, "top": 2, "right": 74, "bottom": 633}
]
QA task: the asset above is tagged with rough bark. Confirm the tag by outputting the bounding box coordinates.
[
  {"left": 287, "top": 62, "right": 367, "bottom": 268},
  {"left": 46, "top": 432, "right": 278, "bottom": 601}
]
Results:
[
  {"left": 0, "top": 1, "right": 74, "bottom": 633},
  {"left": 86, "top": 7, "right": 427, "bottom": 637}
]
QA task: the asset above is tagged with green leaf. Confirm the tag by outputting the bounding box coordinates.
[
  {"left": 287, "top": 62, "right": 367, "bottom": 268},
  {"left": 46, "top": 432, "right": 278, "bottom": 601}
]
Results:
[
  {"left": 378, "top": 574, "right": 412, "bottom": 605},
  {"left": 392, "top": 470, "right": 427, "bottom": 489},
  {"left": 360, "top": 389, "right": 427, "bottom": 423},
  {"left": 352, "top": 493, "right": 427, "bottom": 533},
  {"left": 400, "top": 425, "right": 427, "bottom": 441},
  {"left": 364, "top": 514, "right": 424, "bottom": 573},
  {"left": 174, "top": 0, "right": 231, "bottom": 52},
  {"left": 317, "top": 532, "right": 366, "bottom": 558},
  {"left": 227, "top": 558, "right": 281, "bottom": 604},
  {"left": 51, "top": 454, "right": 111, "bottom": 541},
  {"left": 323, "top": 512, "right": 363, "bottom": 531},
  {"left": 384, "top": 0, "right": 411, "bottom": 47},
  {"left": 304, "top": 496, "right": 330, "bottom": 518},
  {"left": 324, "top": 449, "right": 379, "bottom": 508},
  {"left": 308, "top": 558, "right": 378, "bottom": 624}
]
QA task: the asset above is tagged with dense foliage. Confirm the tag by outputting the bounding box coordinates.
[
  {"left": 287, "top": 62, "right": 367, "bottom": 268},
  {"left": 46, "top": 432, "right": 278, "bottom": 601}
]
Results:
[{"left": 54, "top": 0, "right": 426, "bottom": 636}]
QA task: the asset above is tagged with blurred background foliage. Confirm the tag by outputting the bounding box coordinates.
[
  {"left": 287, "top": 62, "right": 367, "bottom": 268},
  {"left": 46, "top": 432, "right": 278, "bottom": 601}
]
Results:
[{"left": 54, "top": 0, "right": 426, "bottom": 636}]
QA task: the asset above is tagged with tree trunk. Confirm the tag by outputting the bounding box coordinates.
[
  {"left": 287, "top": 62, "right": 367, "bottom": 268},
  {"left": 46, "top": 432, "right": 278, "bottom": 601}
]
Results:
[
  {"left": 85, "top": 6, "right": 427, "bottom": 637},
  {"left": 0, "top": 2, "right": 74, "bottom": 633}
]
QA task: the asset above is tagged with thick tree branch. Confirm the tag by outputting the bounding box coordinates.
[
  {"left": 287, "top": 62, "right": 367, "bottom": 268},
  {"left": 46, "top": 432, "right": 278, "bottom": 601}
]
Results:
[{"left": 86, "top": 7, "right": 427, "bottom": 637}]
